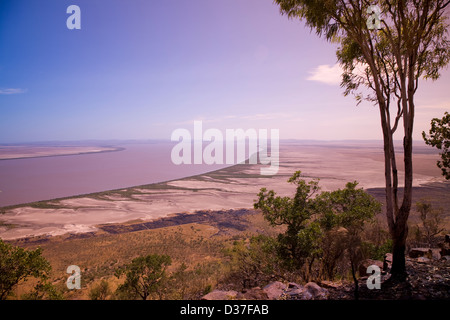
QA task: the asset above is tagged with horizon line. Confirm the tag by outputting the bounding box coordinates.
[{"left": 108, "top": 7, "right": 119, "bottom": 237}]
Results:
[{"left": 0, "top": 138, "right": 431, "bottom": 146}]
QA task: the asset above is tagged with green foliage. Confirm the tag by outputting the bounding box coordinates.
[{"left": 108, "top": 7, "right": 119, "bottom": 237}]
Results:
[
  {"left": 254, "top": 172, "right": 381, "bottom": 281},
  {"left": 202, "top": 284, "right": 212, "bottom": 295},
  {"left": 21, "top": 281, "right": 64, "bottom": 300},
  {"left": 89, "top": 279, "right": 112, "bottom": 300},
  {"left": 254, "top": 171, "right": 321, "bottom": 270},
  {"left": 315, "top": 181, "right": 381, "bottom": 280},
  {"left": 361, "top": 219, "right": 392, "bottom": 261},
  {"left": 115, "top": 254, "right": 171, "bottom": 300},
  {"left": 224, "top": 235, "right": 280, "bottom": 289},
  {"left": 0, "top": 239, "right": 51, "bottom": 300},
  {"left": 275, "top": 0, "right": 450, "bottom": 101},
  {"left": 274, "top": 0, "right": 450, "bottom": 280},
  {"left": 423, "top": 111, "right": 450, "bottom": 179},
  {"left": 316, "top": 181, "right": 382, "bottom": 232},
  {"left": 414, "top": 199, "right": 445, "bottom": 245},
  {"left": 169, "top": 262, "right": 189, "bottom": 299},
  {"left": 361, "top": 239, "right": 393, "bottom": 262}
]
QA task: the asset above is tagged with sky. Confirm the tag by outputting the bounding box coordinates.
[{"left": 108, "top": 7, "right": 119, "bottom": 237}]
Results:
[{"left": 0, "top": 0, "right": 449, "bottom": 143}]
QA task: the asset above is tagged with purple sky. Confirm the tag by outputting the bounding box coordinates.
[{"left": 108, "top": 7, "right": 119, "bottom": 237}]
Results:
[{"left": 0, "top": 0, "right": 449, "bottom": 143}]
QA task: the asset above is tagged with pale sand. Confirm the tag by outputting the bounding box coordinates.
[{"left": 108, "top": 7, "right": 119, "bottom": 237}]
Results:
[
  {"left": 0, "top": 145, "right": 119, "bottom": 160},
  {"left": 0, "top": 142, "right": 444, "bottom": 240}
]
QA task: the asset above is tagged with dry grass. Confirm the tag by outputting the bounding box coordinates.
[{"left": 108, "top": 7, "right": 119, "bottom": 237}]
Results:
[
  {"left": 6, "top": 181, "right": 448, "bottom": 300},
  {"left": 7, "top": 210, "right": 277, "bottom": 300}
]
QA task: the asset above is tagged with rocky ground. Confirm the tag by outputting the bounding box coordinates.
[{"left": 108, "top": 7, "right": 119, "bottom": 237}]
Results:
[
  {"left": 202, "top": 239, "right": 450, "bottom": 301},
  {"left": 327, "top": 256, "right": 450, "bottom": 300}
]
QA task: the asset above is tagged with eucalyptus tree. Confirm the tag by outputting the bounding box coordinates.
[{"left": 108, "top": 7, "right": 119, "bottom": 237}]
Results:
[
  {"left": 423, "top": 111, "right": 450, "bottom": 179},
  {"left": 274, "top": 0, "right": 450, "bottom": 280}
]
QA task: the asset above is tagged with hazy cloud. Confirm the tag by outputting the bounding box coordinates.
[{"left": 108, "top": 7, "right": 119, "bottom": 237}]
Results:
[
  {"left": 0, "top": 88, "right": 27, "bottom": 95},
  {"left": 237, "top": 113, "right": 291, "bottom": 120},
  {"left": 307, "top": 64, "right": 342, "bottom": 85},
  {"left": 417, "top": 102, "right": 450, "bottom": 110},
  {"left": 159, "top": 113, "right": 294, "bottom": 128}
]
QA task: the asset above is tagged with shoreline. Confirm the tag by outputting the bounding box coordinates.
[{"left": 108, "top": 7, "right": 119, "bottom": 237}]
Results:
[
  {"left": 0, "top": 141, "right": 234, "bottom": 207},
  {"left": 0, "top": 162, "right": 255, "bottom": 240},
  {"left": 0, "top": 146, "right": 126, "bottom": 161},
  {"left": 0, "top": 161, "right": 240, "bottom": 211},
  {"left": 5, "top": 180, "right": 449, "bottom": 245},
  {"left": 0, "top": 142, "right": 445, "bottom": 241}
]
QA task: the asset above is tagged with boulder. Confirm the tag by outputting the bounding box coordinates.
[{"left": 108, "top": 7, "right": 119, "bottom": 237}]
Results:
[
  {"left": 417, "top": 256, "right": 430, "bottom": 263},
  {"left": 439, "top": 237, "right": 450, "bottom": 256},
  {"left": 288, "top": 282, "right": 302, "bottom": 289},
  {"left": 430, "top": 249, "right": 441, "bottom": 260},
  {"left": 358, "top": 259, "right": 384, "bottom": 276},
  {"left": 286, "top": 288, "right": 307, "bottom": 299},
  {"left": 320, "top": 280, "right": 343, "bottom": 289},
  {"left": 409, "top": 248, "right": 432, "bottom": 259},
  {"left": 384, "top": 253, "right": 393, "bottom": 263},
  {"left": 304, "top": 282, "right": 328, "bottom": 300},
  {"left": 300, "top": 290, "right": 313, "bottom": 300},
  {"left": 440, "top": 245, "right": 450, "bottom": 256},
  {"left": 241, "top": 287, "right": 269, "bottom": 300},
  {"left": 262, "top": 281, "right": 287, "bottom": 300},
  {"left": 202, "top": 290, "right": 240, "bottom": 300},
  {"left": 279, "top": 282, "right": 328, "bottom": 300},
  {"left": 383, "top": 253, "right": 393, "bottom": 271}
]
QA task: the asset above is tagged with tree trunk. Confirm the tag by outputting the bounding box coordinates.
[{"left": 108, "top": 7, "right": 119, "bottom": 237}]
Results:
[
  {"left": 388, "top": 75, "right": 415, "bottom": 281},
  {"left": 390, "top": 217, "right": 408, "bottom": 280},
  {"left": 377, "top": 100, "right": 412, "bottom": 281},
  {"left": 350, "top": 259, "right": 359, "bottom": 300},
  {"left": 358, "top": 22, "right": 418, "bottom": 283}
]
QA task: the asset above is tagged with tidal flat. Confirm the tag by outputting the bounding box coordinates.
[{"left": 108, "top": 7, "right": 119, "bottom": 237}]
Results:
[{"left": 0, "top": 141, "right": 447, "bottom": 240}]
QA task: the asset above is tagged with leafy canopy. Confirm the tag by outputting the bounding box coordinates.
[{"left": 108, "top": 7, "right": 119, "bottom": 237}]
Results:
[
  {"left": 254, "top": 171, "right": 381, "bottom": 271},
  {"left": 275, "top": 0, "right": 450, "bottom": 130},
  {"left": 115, "top": 254, "right": 171, "bottom": 300},
  {"left": 0, "top": 239, "right": 51, "bottom": 300},
  {"left": 422, "top": 111, "right": 450, "bottom": 179}
]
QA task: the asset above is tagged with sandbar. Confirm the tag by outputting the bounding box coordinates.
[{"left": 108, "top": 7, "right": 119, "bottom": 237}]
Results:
[
  {"left": 0, "top": 141, "right": 446, "bottom": 240},
  {"left": 0, "top": 145, "right": 122, "bottom": 160}
]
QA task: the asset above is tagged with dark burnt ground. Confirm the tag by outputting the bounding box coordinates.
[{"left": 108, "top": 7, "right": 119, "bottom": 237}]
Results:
[
  {"left": 9, "top": 208, "right": 257, "bottom": 247},
  {"left": 326, "top": 257, "right": 450, "bottom": 300},
  {"left": 97, "top": 208, "right": 255, "bottom": 235},
  {"left": 366, "top": 181, "right": 450, "bottom": 216}
]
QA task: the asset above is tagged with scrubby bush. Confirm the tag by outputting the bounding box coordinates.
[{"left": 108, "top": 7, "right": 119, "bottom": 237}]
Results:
[
  {"left": 89, "top": 279, "right": 112, "bottom": 300},
  {"left": 254, "top": 171, "right": 322, "bottom": 273},
  {"left": 0, "top": 239, "right": 52, "bottom": 300},
  {"left": 253, "top": 171, "right": 382, "bottom": 286},
  {"left": 21, "top": 281, "right": 64, "bottom": 300},
  {"left": 115, "top": 254, "right": 171, "bottom": 300},
  {"left": 223, "top": 235, "right": 282, "bottom": 289},
  {"left": 412, "top": 199, "right": 446, "bottom": 246}
]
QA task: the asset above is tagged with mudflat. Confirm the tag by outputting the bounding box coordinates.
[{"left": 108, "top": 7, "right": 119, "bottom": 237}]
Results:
[
  {"left": 0, "top": 145, "right": 120, "bottom": 160},
  {"left": 0, "top": 141, "right": 447, "bottom": 240}
]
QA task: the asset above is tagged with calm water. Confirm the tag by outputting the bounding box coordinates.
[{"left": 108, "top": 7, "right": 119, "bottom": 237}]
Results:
[{"left": 0, "top": 141, "right": 230, "bottom": 207}]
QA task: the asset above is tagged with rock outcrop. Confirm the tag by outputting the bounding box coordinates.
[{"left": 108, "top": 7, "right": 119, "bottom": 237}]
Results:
[
  {"left": 262, "top": 281, "right": 286, "bottom": 300},
  {"left": 202, "top": 290, "right": 240, "bottom": 300},
  {"left": 439, "top": 234, "right": 450, "bottom": 256},
  {"left": 241, "top": 287, "right": 269, "bottom": 300},
  {"left": 358, "top": 259, "right": 384, "bottom": 276},
  {"left": 201, "top": 236, "right": 450, "bottom": 301},
  {"left": 201, "top": 281, "right": 329, "bottom": 300},
  {"left": 409, "top": 248, "right": 443, "bottom": 260},
  {"left": 409, "top": 248, "right": 433, "bottom": 259}
]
